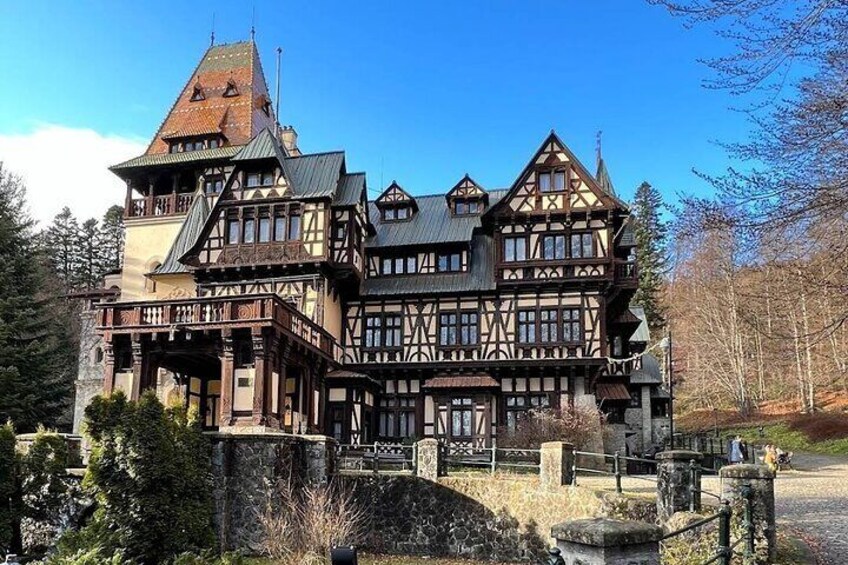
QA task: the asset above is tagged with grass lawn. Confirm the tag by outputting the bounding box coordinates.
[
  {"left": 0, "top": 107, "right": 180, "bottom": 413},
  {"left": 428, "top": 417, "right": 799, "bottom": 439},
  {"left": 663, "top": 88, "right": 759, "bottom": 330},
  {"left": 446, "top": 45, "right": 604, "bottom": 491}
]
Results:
[{"left": 724, "top": 422, "right": 848, "bottom": 456}]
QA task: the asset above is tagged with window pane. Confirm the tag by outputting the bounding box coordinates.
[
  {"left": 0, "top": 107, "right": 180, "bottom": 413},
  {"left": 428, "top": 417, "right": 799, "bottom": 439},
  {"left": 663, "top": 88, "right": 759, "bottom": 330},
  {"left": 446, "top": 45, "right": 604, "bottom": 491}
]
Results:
[
  {"left": 543, "top": 237, "right": 554, "bottom": 259},
  {"left": 438, "top": 255, "right": 448, "bottom": 272},
  {"left": 571, "top": 234, "right": 581, "bottom": 258},
  {"left": 462, "top": 409, "right": 471, "bottom": 436},
  {"left": 246, "top": 173, "right": 260, "bottom": 188},
  {"left": 383, "top": 258, "right": 392, "bottom": 274},
  {"left": 452, "top": 411, "right": 462, "bottom": 437},
  {"left": 258, "top": 218, "right": 271, "bottom": 242},
  {"left": 555, "top": 235, "right": 565, "bottom": 259},
  {"left": 395, "top": 258, "right": 404, "bottom": 274},
  {"left": 504, "top": 238, "right": 515, "bottom": 261},
  {"left": 451, "top": 254, "right": 460, "bottom": 271},
  {"left": 517, "top": 238, "right": 526, "bottom": 261},
  {"left": 288, "top": 215, "right": 301, "bottom": 239},
  {"left": 538, "top": 172, "right": 551, "bottom": 192},
  {"left": 407, "top": 256, "right": 417, "bottom": 273},
  {"left": 385, "top": 208, "right": 396, "bottom": 220},
  {"left": 262, "top": 172, "right": 274, "bottom": 186},
  {"left": 243, "top": 219, "right": 255, "bottom": 243},
  {"left": 554, "top": 171, "right": 566, "bottom": 191},
  {"left": 227, "top": 220, "right": 239, "bottom": 244},
  {"left": 583, "top": 234, "right": 593, "bottom": 258}
]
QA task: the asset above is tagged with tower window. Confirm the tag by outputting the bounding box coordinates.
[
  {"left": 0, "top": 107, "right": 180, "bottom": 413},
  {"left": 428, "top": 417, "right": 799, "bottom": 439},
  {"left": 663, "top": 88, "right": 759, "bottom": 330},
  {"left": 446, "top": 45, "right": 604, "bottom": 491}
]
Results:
[
  {"left": 223, "top": 80, "right": 239, "bottom": 97},
  {"left": 190, "top": 84, "right": 205, "bottom": 102}
]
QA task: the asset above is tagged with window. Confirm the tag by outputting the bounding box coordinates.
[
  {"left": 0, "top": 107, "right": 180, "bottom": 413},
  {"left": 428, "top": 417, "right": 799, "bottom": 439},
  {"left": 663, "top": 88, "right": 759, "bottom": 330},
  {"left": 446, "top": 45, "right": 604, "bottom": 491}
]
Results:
[
  {"left": 243, "top": 218, "right": 255, "bottom": 243},
  {"left": 383, "top": 206, "right": 410, "bottom": 221},
  {"left": 379, "top": 397, "right": 417, "bottom": 439},
  {"left": 169, "top": 143, "right": 179, "bottom": 154},
  {"left": 440, "top": 310, "right": 479, "bottom": 347},
  {"left": 258, "top": 217, "right": 271, "bottom": 242},
  {"left": 505, "top": 394, "right": 551, "bottom": 432},
  {"left": 335, "top": 223, "right": 346, "bottom": 240},
  {"left": 503, "top": 236, "right": 527, "bottom": 262},
  {"left": 246, "top": 171, "right": 274, "bottom": 188},
  {"left": 234, "top": 340, "right": 254, "bottom": 368},
  {"left": 385, "top": 315, "right": 402, "bottom": 348},
  {"left": 517, "top": 310, "right": 536, "bottom": 343},
  {"left": 437, "top": 252, "right": 461, "bottom": 272},
  {"left": 406, "top": 256, "right": 417, "bottom": 274},
  {"left": 204, "top": 177, "right": 223, "bottom": 194},
  {"left": 190, "top": 85, "right": 204, "bottom": 101},
  {"left": 209, "top": 138, "right": 220, "bottom": 149},
  {"left": 288, "top": 214, "right": 301, "bottom": 240},
  {"left": 364, "top": 315, "right": 382, "bottom": 349},
  {"left": 562, "top": 308, "right": 582, "bottom": 343},
  {"left": 223, "top": 80, "right": 239, "bottom": 97},
  {"left": 570, "top": 233, "right": 594, "bottom": 258},
  {"left": 184, "top": 140, "right": 205, "bottom": 152},
  {"left": 227, "top": 219, "right": 240, "bottom": 245},
  {"left": 330, "top": 405, "right": 344, "bottom": 441},
  {"left": 540, "top": 309, "right": 558, "bottom": 343},
  {"left": 451, "top": 397, "right": 473, "bottom": 438},
  {"left": 274, "top": 216, "right": 287, "bottom": 241},
  {"left": 542, "top": 234, "right": 566, "bottom": 260},
  {"left": 380, "top": 255, "right": 417, "bottom": 275},
  {"left": 455, "top": 200, "right": 481, "bottom": 215},
  {"left": 538, "top": 170, "right": 567, "bottom": 193}
]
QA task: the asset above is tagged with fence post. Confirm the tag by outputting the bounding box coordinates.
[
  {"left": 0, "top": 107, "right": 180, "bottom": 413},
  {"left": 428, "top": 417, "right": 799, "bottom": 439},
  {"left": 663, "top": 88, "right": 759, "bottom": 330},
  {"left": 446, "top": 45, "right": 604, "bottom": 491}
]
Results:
[
  {"left": 551, "top": 518, "right": 662, "bottom": 564},
  {"left": 688, "top": 459, "right": 700, "bottom": 512},
  {"left": 373, "top": 441, "right": 379, "bottom": 474},
  {"left": 656, "top": 450, "right": 702, "bottom": 521},
  {"left": 717, "top": 500, "right": 732, "bottom": 565},
  {"left": 613, "top": 451, "right": 622, "bottom": 494},
  {"left": 742, "top": 484, "right": 755, "bottom": 560},
  {"left": 491, "top": 438, "right": 497, "bottom": 474},
  {"left": 720, "top": 464, "right": 776, "bottom": 563},
  {"left": 415, "top": 438, "right": 442, "bottom": 481},
  {"left": 540, "top": 442, "right": 575, "bottom": 490}
]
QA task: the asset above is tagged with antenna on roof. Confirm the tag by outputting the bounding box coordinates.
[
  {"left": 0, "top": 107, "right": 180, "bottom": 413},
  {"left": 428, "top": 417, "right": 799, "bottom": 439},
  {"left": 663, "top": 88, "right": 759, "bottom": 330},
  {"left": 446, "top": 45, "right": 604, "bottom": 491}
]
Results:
[
  {"left": 596, "top": 130, "right": 603, "bottom": 167},
  {"left": 250, "top": 4, "right": 256, "bottom": 41},
  {"left": 210, "top": 12, "right": 216, "bottom": 46},
  {"left": 275, "top": 47, "right": 283, "bottom": 137}
]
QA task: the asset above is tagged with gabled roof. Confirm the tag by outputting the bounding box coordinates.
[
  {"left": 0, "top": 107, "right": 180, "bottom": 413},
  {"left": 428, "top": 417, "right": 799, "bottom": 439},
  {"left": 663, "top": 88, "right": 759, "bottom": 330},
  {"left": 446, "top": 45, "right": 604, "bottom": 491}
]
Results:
[
  {"left": 362, "top": 234, "right": 496, "bottom": 296},
  {"left": 367, "top": 190, "right": 506, "bottom": 249},
  {"left": 231, "top": 127, "right": 288, "bottom": 161},
  {"left": 631, "top": 354, "right": 663, "bottom": 385},
  {"left": 629, "top": 306, "right": 650, "bottom": 343},
  {"left": 286, "top": 151, "right": 345, "bottom": 199},
  {"left": 145, "top": 41, "right": 277, "bottom": 155},
  {"left": 446, "top": 174, "right": 488, "bottom": 201},
  {"left": 110, "top": 145, "right": 243, "bottom": 172},
  {"left": 152, "top": 193, "right": 211, "bottom": 275},
  {"left": 375, "top": 181, "right": 417, "bottom": 210},
  {"left": 616, "top": 215, "right": 636, "bottom": 247}
]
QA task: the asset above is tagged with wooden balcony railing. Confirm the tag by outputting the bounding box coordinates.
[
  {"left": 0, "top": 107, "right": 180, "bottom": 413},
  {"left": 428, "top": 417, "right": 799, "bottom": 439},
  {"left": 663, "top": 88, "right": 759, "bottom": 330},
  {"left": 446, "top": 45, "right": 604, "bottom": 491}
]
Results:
[
  {"left": 614, "top": 260, "right": 638, "bottom": 285},
  {"left": 127, "top": 193, "right": 194, "bottom": 218},
  {"left": 97, "top": 294, "right": 343, "bottom": 363}
]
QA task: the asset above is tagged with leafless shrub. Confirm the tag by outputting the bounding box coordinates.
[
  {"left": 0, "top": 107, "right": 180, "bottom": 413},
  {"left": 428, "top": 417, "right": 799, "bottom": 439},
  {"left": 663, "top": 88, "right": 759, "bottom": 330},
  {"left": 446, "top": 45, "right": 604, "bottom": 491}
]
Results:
[
  {"left": 497, "top": 404, "right": 606, "bottom": 450},
  {"left": 260, "top": 480, "right": 366, "bottom": 565}
]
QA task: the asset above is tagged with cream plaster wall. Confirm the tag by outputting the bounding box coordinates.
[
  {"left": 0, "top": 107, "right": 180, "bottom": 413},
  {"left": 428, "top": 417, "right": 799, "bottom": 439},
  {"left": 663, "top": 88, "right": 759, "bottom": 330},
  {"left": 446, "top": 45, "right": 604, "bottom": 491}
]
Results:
[{"left": 120, "top": 217, "right": 185, "bottom": 300}]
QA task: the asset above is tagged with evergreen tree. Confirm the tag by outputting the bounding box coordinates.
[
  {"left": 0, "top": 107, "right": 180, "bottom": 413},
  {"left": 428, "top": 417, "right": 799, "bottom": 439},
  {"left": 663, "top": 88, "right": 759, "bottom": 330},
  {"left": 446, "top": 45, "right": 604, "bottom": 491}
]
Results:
[
  {"left": 99, "top": 205, "right": 125, "bottom": 272},
  {"left": 632, "top": 181, "right": 668, "bottom": 330},
  {"left": 78, "top": 218, "right": 106, "bottom": 289},
  {"left": 43, "top": 207, "right": 82, "bottom": 291},
  {"left": 0, "top": 164, "right": 76, "bottom": 432}
]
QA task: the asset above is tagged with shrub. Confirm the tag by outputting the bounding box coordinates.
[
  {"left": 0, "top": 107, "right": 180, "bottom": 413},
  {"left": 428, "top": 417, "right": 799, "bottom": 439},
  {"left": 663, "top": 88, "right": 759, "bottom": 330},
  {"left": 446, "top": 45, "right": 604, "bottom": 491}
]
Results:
[
  {"left": 260, "top": 480, "right": 366, "bottom": 564},
  {"left": 66, "top": 391, "right": 215, "bottom": 564},
  {"left": 497, "top": 404, "right": 605, "bottom": 450}
]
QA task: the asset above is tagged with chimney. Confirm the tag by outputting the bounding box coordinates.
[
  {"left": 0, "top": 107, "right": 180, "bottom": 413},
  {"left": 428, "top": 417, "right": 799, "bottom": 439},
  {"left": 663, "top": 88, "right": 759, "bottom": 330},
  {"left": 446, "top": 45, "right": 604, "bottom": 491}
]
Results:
[{"left": 280, "top": 125, "right": 301, "bottom": 156}]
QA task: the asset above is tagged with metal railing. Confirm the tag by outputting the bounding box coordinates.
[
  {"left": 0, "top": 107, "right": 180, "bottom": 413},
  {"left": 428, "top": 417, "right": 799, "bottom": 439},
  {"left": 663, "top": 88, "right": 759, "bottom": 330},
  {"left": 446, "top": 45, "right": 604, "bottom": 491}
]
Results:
[
  {"left": 444, "top": 443, "right": 541, "bottom": 475},
  {"left": 335, "top": 442, "right": 416, "bottom": 473},
  {"left": 571, "top": 450, "right": 659, "bottom": 493}
]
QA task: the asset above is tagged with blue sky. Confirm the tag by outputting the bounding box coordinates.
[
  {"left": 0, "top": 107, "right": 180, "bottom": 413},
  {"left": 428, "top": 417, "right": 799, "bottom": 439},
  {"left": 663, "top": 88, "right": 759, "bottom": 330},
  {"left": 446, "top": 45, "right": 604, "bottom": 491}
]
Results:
[{"left": 0, "top": 1, "right": 750, "bottom": 222}]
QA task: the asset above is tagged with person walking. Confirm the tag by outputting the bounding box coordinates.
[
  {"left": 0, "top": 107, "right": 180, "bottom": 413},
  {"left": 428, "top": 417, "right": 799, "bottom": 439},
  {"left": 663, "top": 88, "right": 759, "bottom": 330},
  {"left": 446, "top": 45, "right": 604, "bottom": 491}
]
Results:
[{"left": 728, "top": 435, "right": 744, "bottom": 464}]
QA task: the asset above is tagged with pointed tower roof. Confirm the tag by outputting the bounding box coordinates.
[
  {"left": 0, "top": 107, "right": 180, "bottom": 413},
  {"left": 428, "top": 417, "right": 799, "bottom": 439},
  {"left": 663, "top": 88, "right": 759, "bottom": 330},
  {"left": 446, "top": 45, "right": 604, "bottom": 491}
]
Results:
[
  {"left": 596, "top": 158, "right": 616, "bottom": 197},
  {"left": 152, "top": 193, "right": 211, "bottom": 275},
  {"left": 145, "top": 41, "right": 277, "bottom": 155}
]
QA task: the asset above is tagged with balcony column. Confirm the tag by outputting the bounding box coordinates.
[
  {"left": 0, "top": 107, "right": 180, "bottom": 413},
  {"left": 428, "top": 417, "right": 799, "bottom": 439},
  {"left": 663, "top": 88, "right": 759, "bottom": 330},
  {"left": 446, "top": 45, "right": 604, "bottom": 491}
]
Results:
[
  {"left": 102, "top": 341, "right": 116, "bottom": 395},
  {"left": 218, "top": 329, "right": 235, "bottom": 426},
  {"left": 251, "top": 327, "right": 270, "bottom": 426},
  {"left": 129, "top": 333, "right": 144, "bottom": 401}
]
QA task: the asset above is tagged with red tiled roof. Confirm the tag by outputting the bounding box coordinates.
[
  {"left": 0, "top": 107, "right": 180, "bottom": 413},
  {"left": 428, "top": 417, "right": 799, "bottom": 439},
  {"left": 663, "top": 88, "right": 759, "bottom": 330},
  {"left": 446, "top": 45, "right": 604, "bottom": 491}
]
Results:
[
  {"left": 597, "top": 383, "right": 631, "bottom": 401},
  {"left": 424, "top": 375, "right": 499, "bottom": 389}
]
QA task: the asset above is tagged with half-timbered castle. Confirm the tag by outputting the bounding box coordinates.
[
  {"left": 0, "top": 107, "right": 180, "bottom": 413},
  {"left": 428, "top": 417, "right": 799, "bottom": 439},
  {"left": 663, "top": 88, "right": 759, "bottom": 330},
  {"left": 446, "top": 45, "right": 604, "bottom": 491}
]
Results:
[{"left": 74, "top": 40, "right": 670, "bottom": 455}]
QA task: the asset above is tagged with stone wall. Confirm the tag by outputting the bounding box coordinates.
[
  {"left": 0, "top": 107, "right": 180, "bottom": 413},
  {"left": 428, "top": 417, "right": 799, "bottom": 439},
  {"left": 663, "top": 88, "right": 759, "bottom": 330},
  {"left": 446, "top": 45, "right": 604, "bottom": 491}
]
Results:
[
  {"left": 340, "top": 473, "right": 655, "bottom": 563},
  {"left": 209, "top": 432, "right": 335, "bottom": 553},
  {"left": 72, "top": 309, "right": 105, "bottom": 433}
]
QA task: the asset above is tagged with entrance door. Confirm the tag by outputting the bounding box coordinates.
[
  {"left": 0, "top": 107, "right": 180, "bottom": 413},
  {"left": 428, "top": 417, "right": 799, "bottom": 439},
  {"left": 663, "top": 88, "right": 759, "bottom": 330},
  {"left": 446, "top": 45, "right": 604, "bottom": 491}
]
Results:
[{"left": 436, "top": 394, "right": 491, "bottom": 450}]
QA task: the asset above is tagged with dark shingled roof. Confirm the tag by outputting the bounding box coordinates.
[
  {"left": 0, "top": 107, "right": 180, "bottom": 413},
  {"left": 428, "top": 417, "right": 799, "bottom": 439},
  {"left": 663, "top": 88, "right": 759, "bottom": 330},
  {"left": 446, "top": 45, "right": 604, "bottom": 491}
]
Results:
[
  {"left": 111, "top": 145, "right": 242, "bottom": 172},
  {"left": 367, "top": 189, "right": 506, "bottom": 249},
  {"left": 596, "top": 158, "right": 616, "bottom": 196},
  {"left": 631, "top": 354, "right": 663, "bottom": 385},
  {"left": 362, "top": 235, "right": 496, "bottom": 296},
  {"left": 231, "top": 127, "right": 286, "bottom": 161},
  {"left": 334, "top": 173, "right": 366, "bottom": 207},
  {"left": 153, "top": 194, "right": 210, "bottom": 275},
  {"left": 616, "top": 215, "right": 636, "bottom": 247},
  {"left": 597, "top": 382, "right": 631, "bottom": 401},
  {"left": 629, "top": 306, "right": 650, "bottom": 343},
  {"left": 424, "top": 375, "right": 499, "bottom": 389}
]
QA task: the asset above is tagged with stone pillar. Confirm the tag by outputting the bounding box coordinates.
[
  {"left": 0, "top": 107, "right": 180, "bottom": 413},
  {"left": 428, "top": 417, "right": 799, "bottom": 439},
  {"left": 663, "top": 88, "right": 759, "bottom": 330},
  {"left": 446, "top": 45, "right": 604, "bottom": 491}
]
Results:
[
  {"left": 251, "top": 329, "right": 268, "bottom": 426},
  {"left": 303, "top": 435, "right": 337, "bottom": 486},
  {"left": 656, "top": 450, "right": 702, "bottom": 521},
  {"left": 219, "top": 330, "right": 235, "bottom": 426},
  {"left": 129, "top": 334, "right": 144, "bottom": 401},
  {"left": 720, "top": 464, "right": 776, "bottom": 563},
  {"left": 551, "top": 518, "right": 662, "bottom": 565},
  {"left": 640, "top": 385, "right": 652, "bottom": 449},
  {"left": 415, "top": 438, "right": 441, "bottom": 481},
  {"left": 540, "top": 441, "right": 574, "bottom": 489}
]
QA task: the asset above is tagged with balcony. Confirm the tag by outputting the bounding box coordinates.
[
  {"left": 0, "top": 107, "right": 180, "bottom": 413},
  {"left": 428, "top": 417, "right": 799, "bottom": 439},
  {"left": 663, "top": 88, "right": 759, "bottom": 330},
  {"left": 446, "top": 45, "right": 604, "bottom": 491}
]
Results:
[
  {"left": 97, "top": 294, "right": 343, "bottom": 364},
  {"left": 126, "top": 193, "right": 194, "bottom": 219},
  {"left": 614, "top": 260, "right": 638, "bottom": 288}
]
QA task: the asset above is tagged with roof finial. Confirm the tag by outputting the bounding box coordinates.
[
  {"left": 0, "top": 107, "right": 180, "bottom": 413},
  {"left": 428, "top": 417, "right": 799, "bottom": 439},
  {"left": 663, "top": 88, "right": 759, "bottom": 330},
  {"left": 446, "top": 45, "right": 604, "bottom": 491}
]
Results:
[
  {"left": 275, "top": 47, "right": 283, "bottom": 136},
  {"left": 596, "top": 130, "right": 603, "bottom": 168},
  {"left": 210, "top": 12, "right": 216, "bottom": 46},
  {"left": 250, "top": 4, "right": 256, "bottom": 41}
]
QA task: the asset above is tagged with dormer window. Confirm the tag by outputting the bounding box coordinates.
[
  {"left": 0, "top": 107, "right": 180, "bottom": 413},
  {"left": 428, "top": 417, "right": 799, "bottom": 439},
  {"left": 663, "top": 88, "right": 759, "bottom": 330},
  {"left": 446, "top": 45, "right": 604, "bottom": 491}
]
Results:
[
  {"left": 190, "top": 84, "right": 205, "bottom": 102},
  {"left": 246, "top": 171, "right": 275, "bottom": 188},
  {"left": 454, "top": 199, "right": 482, "bottom": 215},
  {"left": 184, "top": 140, "right": 206, "bottom": 152},
  {"left": 223, "top": 79, "right": 239, "bottom": 98},
  {"left": 538, "top": 169, "right": 568, "bottom": 193},
  {"left": 383, "top": 206, "right": 411, "bottom": 221}
]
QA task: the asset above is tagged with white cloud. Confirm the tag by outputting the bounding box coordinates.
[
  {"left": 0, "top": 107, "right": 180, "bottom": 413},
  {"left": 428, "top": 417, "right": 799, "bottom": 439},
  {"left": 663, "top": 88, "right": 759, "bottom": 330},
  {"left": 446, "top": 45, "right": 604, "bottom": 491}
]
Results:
[{"left": 0, "top": 124, "right": 146, "bottom": 225}]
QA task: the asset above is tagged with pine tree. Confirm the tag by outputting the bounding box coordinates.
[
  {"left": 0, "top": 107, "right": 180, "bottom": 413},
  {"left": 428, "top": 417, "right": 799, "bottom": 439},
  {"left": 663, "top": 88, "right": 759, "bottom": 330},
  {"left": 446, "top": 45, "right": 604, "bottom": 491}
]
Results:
[
  {"left": 632, "top": 181, "right": 668, "bottom": 331},
  {"left": 78, "top": 218, "right": 106, "bottom": 289},
  {"left": 0, "top": 164, "right": 76, "bottom": 432},
  {"left": 99, "top": 205, "right": 125, "bottom": 272},
  {"left": 43, "top": 207, "right": 82, "bottom": 291}
]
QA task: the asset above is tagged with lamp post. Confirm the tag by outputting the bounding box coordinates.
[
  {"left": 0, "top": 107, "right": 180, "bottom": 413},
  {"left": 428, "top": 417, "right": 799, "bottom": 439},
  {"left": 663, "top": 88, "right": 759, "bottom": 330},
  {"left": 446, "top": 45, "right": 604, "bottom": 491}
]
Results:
[{"left": 659, "top": 333, "right": 674, "bottom": 449}]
